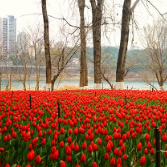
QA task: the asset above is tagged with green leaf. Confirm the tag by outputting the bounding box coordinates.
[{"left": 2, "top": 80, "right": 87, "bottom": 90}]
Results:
[{"left": 11, "top": 164, "right": 17, "bottom": 167}]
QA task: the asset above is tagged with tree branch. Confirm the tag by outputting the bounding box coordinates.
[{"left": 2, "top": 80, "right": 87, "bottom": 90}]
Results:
[
  {"left": 146, "top": 0, "right": 166, "bottom": 20},
  {"left": 130, "top": 0, "right": 140, "bottom": 13}
]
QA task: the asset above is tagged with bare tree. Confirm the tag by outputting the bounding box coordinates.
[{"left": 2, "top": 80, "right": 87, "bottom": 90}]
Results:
[
  {"left": 90, "top": 0, "right": 104, "bottom": 89},
  {"left": 0, "top": 35, "right": 3, "bottom": 90},
  {"left": 50, "top": 30, "right": 80, "bottom": 90},
  {"left": 16, "top": 32, "right": 32, "bottom": 90},
  {"left": 28, "top": 25, "right": 45, "bottom": 90},
  {"left": 89, "top": 50, "right": 114, "bottom": 89},
  {"left": 41, "top": 0, "right": 52, "bottom": 89},
  {"left": 142, "top": 19, "right": 167, "bottom": 90},
  {"left": 6, "top": 55, "right": 18, "bottom": 90},
  {"left": 78, "top": 0, "right": 88, "bottom": 89},
  {"left": 0, "top": 40, "right": 16, "bottom": 90},
  {"left": 140, "top": 71, "right": 158, "bottom": 90},
  {"left": 101, "top": 63, "right": 113, "bottom": 89},
  {"left": 116, "top": 0, "right": 140, "bottom": 89},
  {"left": 100, "top": 50, "right": 135, "bottom": 89}
]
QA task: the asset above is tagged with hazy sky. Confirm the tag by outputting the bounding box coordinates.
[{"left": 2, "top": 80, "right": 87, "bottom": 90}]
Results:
[{"left": 0, "top": 0, "right": 167, "bottom": 49}]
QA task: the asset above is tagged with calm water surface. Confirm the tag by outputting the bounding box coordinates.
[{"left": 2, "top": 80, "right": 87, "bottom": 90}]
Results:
[{"left": 1, "top": 80, "right": 167, "bottom": 90}]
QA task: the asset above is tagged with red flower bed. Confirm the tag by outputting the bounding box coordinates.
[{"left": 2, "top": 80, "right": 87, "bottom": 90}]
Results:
[{"left": 0, "top": 90, "right": 167, "bottom": 167}]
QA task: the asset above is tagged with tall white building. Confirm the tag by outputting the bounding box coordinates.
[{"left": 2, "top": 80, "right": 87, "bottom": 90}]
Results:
[{"left": 0, "top": 15, "right": 16, "bottom": 59}]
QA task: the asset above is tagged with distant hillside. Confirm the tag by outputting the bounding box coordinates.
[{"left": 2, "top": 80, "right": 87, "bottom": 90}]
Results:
[{"left": 74, "top": 46, "right": 147, "bottom": 72}]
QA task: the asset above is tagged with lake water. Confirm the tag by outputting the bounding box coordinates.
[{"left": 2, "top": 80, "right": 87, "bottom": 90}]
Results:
[{"left": 1, "top": 79, "right": 167, "bottom": 90}]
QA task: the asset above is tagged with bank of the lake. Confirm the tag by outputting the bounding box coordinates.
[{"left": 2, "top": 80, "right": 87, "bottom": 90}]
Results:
[{"left": 1, "top": 79, "right": 166, "bottom": 90}]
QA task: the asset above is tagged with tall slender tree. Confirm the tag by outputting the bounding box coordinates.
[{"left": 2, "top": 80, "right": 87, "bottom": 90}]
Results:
[
  {"left": 116, "top": 0, "right": 140, "bottom": 89},
  {"left": 78, "top": 0, "right": 88, "bottom": 89},
  {"left": 90, "top": 0, "right": 104, "bottom": 89},
  {"left": 41, "top": 0, "right": 52, "bottom": 90}
]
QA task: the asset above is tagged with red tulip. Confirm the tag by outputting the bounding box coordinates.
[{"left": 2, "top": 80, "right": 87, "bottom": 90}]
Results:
[
  {"left": 28, "top": 144, "right": 33, "bottom": 150},
  {"left": 113, "top": 148, "right": 118, "bottom": 155},
  {"left": 66, "top": 155, "right": 71, "bottom": 162},
  {"left": 70, "top": 142, "right": 75, "bottom": 150},
  {"left": 80, "top": 153, "right": 86, "bottom": 163},
  {"left": 137, "top": 142, "right": 142, "bottom": 151},
  {"left": 51, "top": 140, "right": 56, "bottom": 146},
  {"left": 82, "top": 142, "right": 87, "bottom": 150},
  {"left": 67, "top": 136, "right": 72, "bottom": 143},
  {"left": 26, "top": 165, "right": 31, "bottom": 167},
  {"left": 140, "top": 156, "right": 146, "bottom": 165},
  {"left": 74, "top": 144, "right": 79, "bottom": 152},
  {"left": 68, "top": 128, "right": 72, "bottom": 134},
  {"left": 92, "top": 162, "right": 98, "bottom": 167},
  {"left": 118, "top": 150, "right": 122, "bottom": 157},
  {"left": 105, "top": 135, "right": 110, "bottom": 142},
  {"left": 104, "top": 153, "right": 109, "bottom": 160},
  {"left": 89, "top": 133, "right": 94, "bottom": 140},
  {"left": 117, "top": 158, "right": 122, "bottom": 165},
  {"left": 60, "top": 160, "right": 66, "bottom": 167},
  {"left": 41, "top": 138, "right": 46, "bottom": 145},
  {"left": 97, "top": 138, "right": 102, "bottom": 145},
  {"left": 106, "top": 143, "right": 111, "bottom": 152},
  {"left": 48, "top": 129, "right": 52, "bottom": 135},
  {"left": 145, "top": 133, "right": 150, "bottom": 141},
  {"left": 123, "top": 154, "right": 127, "bottom": 160},
  {"left": 147, "top": 126, "right": 151, "bottom": 131},
  {"left": 53, "top": 150, "right": 59, "bottom": 160},
  {"left": 88, "top": 144, "right": 93, "bottom": 152},
  {"left": 165, "top": 151, "right": 167, "bottom": 158},
  {"left": 38, "top": 131, "right": 42, "bottom": 137},
  {"left": 74, "top": 128, "right": 78, "bottom": 135},
  {"left": 59, "top": 141, "right": 64, "bottom": 148},
  {"left": 60, "top": 128, "right": 65, "bottom": 134},
  {"left": 119, "top": 139, "right": 123, "bottom": 146},
  {"left": 93, "top": 144, "right": 98, "bottom": 151},
  {"left": 110, "top": 157, "right": 115, "bottom": 166},
  {"left": 150, "top": 148, "right": 154, "bottom": 155},
  {"left": 3, "top": 136, "right": 8, "bottom": 142},
  {"left": 85, "top": 134, "right": 89, "bottom": 140},
  {"left": 144, "top": 148, "right": 148, "bottom": 154},
  {"left": 147, "top": 142, "right": 151, "bottom": 149},
  {"left": 113, "top": 132, "right": 118, "bottom": 139},
  {"left": 51, "top": 146, "right": 57, "bottom": 153},
  {"left": 153, "top": 139, "right": 156, "bottom": 146},
  {"left": 35, "top": 155, "right": 41, "bottom": 164},
  {"left": 122, "top": 134, "right": 126, "bottom": 140},
  {"left": 27, "top": 150, "right": 35, "bottom": 161},
  {"left": 54, "top": 134, "right": 58, "bottom": 141},
  {"left": 12, "top": 131, "right": 17, "bottom": 138},
  {"left": 121, "top": 144, "right": 125, "bottom": 152},
  {"left": 5, "top": 164, "right": 10, "bottom": 167},
  {"left": 0, "top": 147, "right": 4, "bottom": 151},
  {"left": 66, "top": 147, "right": 72, "bottom": 155}
]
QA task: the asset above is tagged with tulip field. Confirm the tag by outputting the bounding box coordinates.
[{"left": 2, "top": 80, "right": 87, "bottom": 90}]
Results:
[{"left": 1, "top": 90, "right": 167, "bottom": 167}]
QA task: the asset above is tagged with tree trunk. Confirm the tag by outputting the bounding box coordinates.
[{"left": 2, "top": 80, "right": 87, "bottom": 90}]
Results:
[
  {"left": 78, "top": 0, "right": 88, "bottom": 89},
  {"left": 51, "top": 74, "right": 59, "bottom": 91},
  {"left": 101, "top": 73, "right": 113, "bottom": 89},
  {"left": 41, "top": 0, "right": 51, "bottom": 89},
  {"left": 116, "top": 0, "right": 131, "bottom": 89},
  {"left": 36, "top": 73, "right": 39, "bottom": 90},
  {"left": 0, "top": 72, "right": 2, "bottom": 91},
  {"left": 90, "top": 0, "right": 103, "bottom": 89},
  {"left": 9, "top": 73, "right": 12, "bottom": 90},
  {"left": 23, "top": 63, "right": 27, "bottom": 91},
  {"left": 34, "top": 46, "right": 40, "bottom": 91}
]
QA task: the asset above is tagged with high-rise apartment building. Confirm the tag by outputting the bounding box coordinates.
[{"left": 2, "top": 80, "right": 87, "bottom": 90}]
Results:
[{"left": 0, "top": 15, "right": 16, "bottom": 59}]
